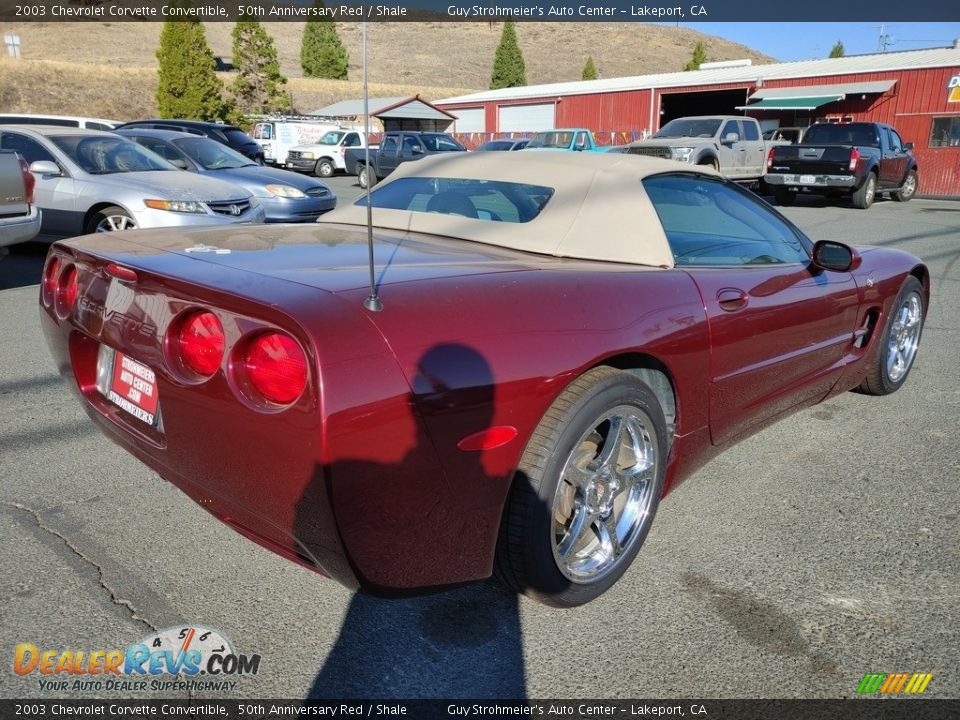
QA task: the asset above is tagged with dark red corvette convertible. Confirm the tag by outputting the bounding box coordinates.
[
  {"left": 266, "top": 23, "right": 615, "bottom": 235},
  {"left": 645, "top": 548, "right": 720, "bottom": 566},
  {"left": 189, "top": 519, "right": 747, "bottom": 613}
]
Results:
[{"left": 40, "top": 153, "right": 928, "bottom": 606}]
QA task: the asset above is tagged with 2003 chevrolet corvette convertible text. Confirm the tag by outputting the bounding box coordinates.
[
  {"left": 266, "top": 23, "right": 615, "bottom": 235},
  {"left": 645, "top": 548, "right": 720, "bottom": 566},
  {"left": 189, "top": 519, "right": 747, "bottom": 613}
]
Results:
[{"left": 40, "top": 153, "right": 928, "bottom": 606}]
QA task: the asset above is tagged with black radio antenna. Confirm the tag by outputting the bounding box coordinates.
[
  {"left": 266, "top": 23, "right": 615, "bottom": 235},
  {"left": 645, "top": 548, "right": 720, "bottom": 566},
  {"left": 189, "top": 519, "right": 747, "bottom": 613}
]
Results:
[{"left": 361, "top": 20, "right": 383, "bottom": 312}]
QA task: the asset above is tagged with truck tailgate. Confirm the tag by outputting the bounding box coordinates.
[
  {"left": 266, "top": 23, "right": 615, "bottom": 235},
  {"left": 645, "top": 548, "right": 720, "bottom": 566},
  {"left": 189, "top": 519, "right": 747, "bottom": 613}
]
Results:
[{"left": 770, "top": 145, "right": 854, "bottom": 176}]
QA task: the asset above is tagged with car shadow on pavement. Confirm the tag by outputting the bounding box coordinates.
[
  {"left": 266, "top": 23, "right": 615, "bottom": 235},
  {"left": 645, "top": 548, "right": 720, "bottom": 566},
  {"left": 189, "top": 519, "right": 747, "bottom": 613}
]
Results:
[{"left": 295, "top": 343, "right": 531, "bottom": 699}]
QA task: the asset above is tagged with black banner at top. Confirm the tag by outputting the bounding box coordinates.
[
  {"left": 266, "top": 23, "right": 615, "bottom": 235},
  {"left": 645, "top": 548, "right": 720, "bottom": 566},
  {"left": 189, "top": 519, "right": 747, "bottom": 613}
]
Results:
[{"left": 1, "top": 0, "right": 959, "bottom": 22}]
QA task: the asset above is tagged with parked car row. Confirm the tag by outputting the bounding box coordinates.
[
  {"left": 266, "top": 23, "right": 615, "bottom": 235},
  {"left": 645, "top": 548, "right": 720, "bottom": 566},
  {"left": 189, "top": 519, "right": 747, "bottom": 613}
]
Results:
[{"left": 0, "top": 119, "right": 339, "bottom": 246}]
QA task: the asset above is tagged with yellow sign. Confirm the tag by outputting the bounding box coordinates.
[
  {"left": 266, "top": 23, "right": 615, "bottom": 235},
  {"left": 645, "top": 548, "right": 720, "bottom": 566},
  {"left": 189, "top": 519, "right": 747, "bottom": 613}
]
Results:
[{"left": 949, "top": 74, "right": 960, "bottom": 103}]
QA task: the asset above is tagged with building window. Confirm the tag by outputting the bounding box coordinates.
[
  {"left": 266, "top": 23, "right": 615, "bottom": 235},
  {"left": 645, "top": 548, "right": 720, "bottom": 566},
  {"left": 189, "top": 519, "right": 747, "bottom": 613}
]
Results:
[{"left": 930, "top": 117, "right": 960, "bottom": 148}]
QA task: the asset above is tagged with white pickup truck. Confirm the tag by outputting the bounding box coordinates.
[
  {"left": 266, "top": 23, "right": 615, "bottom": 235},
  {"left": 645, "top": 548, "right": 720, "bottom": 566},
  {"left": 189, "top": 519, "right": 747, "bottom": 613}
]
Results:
[
  {"left": 284, "top": 129, "right": 369, "bottom": 178},
  {"left": 625, "top": 116, "right": 787, "bottom": 181}
]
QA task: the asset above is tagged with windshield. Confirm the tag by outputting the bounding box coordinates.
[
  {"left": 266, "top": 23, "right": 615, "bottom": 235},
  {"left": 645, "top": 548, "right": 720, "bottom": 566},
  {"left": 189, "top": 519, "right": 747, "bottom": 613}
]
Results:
[
  {"left": 420, "top": 134, "right": 466, "bottom": 152},
  {"left": 174, "top": 137, "right": 256, "bottom": 169},
  {"left": 319, "top": 131, "right": 346, "bottom": 145},
  {"left": 527, "top": 131, "right": 573, "bottom": 149},
  {"left": 653, "top": 119, "right": 722, "bottom": 139},
  {"left": 51, "top": 135, "right": 174, "bottom": 174}
]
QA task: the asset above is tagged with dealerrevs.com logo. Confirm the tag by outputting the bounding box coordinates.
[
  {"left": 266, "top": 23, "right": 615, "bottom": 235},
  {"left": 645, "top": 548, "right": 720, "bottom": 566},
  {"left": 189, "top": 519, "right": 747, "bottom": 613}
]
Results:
[{"left": 13, "top": 626, "right": 261, "bottom": 693}]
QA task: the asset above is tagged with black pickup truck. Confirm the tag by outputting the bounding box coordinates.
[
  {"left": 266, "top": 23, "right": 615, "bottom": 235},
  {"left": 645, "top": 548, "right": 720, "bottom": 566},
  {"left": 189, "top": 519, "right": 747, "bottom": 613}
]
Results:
[
  {"left": 764, "top": 122, "right": 918, "bottom": 209},
  {"left": 345, "top": 131, "right": 466, "bottom": 188}
]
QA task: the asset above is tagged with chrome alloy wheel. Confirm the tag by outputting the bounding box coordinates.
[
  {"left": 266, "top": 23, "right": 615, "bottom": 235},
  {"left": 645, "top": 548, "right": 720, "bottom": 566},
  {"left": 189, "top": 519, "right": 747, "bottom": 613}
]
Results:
[
  {"left": 95, "top": 214, "right": 138, "bottom": 232},
  {"left": 551, "top": 406, "right": 659, "bottom": 583},
  {"left": 886, "top": 291, "right": 923, "bottom": 383}
]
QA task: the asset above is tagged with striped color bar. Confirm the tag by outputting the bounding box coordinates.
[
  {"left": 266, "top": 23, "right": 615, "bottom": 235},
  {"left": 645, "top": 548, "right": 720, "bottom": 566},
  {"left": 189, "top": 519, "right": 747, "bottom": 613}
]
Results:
[{"left": 856, "top": 672, "right": 933, "bottom": 695}]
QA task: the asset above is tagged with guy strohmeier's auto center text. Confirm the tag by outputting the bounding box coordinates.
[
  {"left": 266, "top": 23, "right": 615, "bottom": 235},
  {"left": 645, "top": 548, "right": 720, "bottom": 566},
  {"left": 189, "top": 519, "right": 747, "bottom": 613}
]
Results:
[{"left": 448, "top": 4, "right": 704, "bottom": 17}]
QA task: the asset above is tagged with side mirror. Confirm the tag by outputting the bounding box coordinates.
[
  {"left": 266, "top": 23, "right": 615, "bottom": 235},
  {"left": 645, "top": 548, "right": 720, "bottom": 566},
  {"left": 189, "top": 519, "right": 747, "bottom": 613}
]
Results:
[
  {"left": 29, "top": 160, "right": 61, "bottom": 177},
  {"left": 169, "top": 158, "right": 190, "bottom": 170},
  {"left": 812, "top": 240, "right": 861, "bottom": 272},
  {"left": 904, "top": 142, "right": 914, "bottom": 151},
  {"left": 410, "top": 145, "right": 424, "bottom": 155},
  {"left": 723, "top": 132, "right": 739, "bottom": 144}
]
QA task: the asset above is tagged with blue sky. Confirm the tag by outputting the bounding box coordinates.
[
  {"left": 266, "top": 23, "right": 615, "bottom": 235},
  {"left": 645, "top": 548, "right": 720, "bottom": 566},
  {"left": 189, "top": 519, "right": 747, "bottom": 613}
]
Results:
[{"left": 677, "top": 23, "right": 960, "bottom": 62}]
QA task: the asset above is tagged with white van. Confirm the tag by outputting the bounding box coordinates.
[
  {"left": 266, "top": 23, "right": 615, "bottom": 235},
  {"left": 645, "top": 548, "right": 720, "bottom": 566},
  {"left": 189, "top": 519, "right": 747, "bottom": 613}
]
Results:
[
  {"left": 284, "top": 129, "right": 369, "bottom": 177},
  {"left": 0, "top": 114, "right": 121, "bottom": 130},
  {"left": 252, "top": 119, "right": 345, "bottom": 166}
]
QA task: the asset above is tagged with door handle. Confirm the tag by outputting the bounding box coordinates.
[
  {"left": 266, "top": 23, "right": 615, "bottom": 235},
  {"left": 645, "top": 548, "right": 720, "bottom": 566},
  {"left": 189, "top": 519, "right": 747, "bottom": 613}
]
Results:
[{"left": 717, "top": 288, "right": 748, "bottom": 311}]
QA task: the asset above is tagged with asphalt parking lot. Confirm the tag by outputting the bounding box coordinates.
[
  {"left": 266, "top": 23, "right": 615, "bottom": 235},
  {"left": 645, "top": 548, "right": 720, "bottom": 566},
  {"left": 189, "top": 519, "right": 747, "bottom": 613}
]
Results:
[{"left": 1, "top": 181, "right": 958, "bottom": 701}]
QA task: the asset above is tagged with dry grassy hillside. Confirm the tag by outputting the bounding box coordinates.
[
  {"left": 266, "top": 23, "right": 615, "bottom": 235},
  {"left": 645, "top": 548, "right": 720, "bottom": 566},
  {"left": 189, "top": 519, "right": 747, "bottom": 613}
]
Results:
[{"left": 0, "top": 21, "right": 774, "bottom": 111}]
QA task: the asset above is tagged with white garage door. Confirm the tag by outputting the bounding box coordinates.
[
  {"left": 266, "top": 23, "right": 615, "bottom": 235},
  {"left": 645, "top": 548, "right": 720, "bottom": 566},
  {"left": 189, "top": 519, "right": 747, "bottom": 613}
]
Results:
[
  {"left": 452, "top": 107, "right": 485, "bottom": 133},
  {"left": 498, "top": 103, "right": 555, "bottom": 132}
]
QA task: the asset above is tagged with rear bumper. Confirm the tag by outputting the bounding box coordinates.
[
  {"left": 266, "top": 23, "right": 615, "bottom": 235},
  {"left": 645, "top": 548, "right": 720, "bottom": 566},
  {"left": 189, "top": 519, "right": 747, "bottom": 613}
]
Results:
[
  {"left": 0, "top": 205, "right": 41, "bottom": 247},
  {"left": 764, "top": 173, "right": 857, "bottom": 190}
]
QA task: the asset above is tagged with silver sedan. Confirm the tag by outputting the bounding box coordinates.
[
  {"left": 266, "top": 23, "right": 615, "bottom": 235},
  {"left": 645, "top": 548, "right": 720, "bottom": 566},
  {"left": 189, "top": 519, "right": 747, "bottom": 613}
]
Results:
[{"left": 0, "top": 125, "right": 265, "bottom": 235}]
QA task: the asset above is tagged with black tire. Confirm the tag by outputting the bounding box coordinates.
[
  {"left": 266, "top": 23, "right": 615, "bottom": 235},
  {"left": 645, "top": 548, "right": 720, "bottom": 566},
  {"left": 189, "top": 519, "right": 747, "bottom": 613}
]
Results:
[
  {"left": 86, "top": 206, "right": 137, "bottom": 233},
  {"left": 495, "top": 366, "right": 667, "bottom": 607},
  {"left": 773, "top": 187, "right": 796, "bottom": 206},
  {"left": 855, "top": 276, "right": 925, "bottom": 396},
  {"left": 852, "top": 172, "right": 877, "bottom": 209},
  {"left": 315, "top": 159, "right": 335, "bottom": 178},
  {"left": 357, "top": 165, "right": 376, "bottom": 189},
  {"left": 892, "top": 170, "right": 918, "bottom": 202}
]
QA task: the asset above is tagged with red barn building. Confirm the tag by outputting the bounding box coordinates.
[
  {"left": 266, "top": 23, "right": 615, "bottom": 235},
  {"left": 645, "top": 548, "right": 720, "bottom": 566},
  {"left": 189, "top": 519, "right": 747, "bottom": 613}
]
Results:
[{"left": 436, "top": 44, "right": 960, "bottom": 197}]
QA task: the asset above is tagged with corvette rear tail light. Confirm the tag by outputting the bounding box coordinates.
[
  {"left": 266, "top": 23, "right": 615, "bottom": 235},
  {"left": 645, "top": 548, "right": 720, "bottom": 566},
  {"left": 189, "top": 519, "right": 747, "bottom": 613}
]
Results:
[
  {"left": 848, "top": 147, "right": 860, "bottom": 172},
  {"left": 19, "top": 157, "right": 35, "bottom": 204},
  {"left": 176, "top": 311, "right": 225, "bottom": 377},
  {"left": 241, "top": 332, "right": 307, "bottom": 405},
  {"left": 42, "top": 256, "right": 61, "bottom": 307},
  {"left": 55, "top": 264, "right": 79, "bottom": 318},
  {"left": 766, "top": 147, "right": 776, "bottom": 171}
]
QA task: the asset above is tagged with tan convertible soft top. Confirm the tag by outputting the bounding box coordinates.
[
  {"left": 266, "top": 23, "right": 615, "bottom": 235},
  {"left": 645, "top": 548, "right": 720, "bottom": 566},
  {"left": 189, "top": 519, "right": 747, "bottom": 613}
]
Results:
[{"left": 319, "top": 152, "right": 719, "bottom": 268}]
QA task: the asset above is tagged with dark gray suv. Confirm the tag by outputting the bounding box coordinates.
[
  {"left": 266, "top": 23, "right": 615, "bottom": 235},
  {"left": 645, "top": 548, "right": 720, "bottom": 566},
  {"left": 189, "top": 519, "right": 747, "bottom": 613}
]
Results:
[{"left": 115, "top": 120, "right": 264, "bottom": 164}]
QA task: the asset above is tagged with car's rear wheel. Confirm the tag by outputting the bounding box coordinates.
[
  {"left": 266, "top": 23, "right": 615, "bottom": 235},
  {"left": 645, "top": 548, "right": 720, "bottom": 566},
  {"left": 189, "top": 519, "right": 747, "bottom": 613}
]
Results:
[
  {"left": 852, "top": 172, "right": 877, "bottom": 209},
  {"left": 892, "top": 170, "right": 918, "bottom": 202},
  {"left": 773, "top": 187, "right": 796, "bottom": 206},
  {"left": 856, "top": 276, "right": 925, "bottom": 396},
  {"left": 315, "top": 159, "right": 335, "bottom": 178},
  {"left": 88, "top": 206, "right": 137, "bottom": 233},
  {"left": 496, "top": 366, "right": 667, "bottom": 607},
  {"left": 357, "top": 165, "right": 376, "bottom": 189}
]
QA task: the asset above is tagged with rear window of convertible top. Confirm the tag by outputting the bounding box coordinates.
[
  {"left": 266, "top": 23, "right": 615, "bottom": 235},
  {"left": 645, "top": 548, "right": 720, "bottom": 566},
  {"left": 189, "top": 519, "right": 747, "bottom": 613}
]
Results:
[{"left": 354, "top": 177, "right": 554, "bottom": 223}]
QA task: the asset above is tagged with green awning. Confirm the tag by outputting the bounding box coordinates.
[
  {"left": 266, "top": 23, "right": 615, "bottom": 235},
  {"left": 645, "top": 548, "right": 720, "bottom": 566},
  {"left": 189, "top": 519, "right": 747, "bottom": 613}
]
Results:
[{"left": 736, "top": 95, "right": 844, "bottom": 111}]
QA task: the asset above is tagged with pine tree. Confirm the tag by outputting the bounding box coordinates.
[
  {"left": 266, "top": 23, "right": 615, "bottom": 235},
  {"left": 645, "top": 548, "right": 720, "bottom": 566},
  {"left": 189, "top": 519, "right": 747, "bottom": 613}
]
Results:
[
  {"left": 156, "top": 20, "right": 230, "bottom": 121},
  {"left": 683, "top": 41, "right": 708, "bottom": 71},
  {"left": 582, "top": 56, "right": 599, "bottom": 81},
  {"left": 829, "top": 41, "right": 845, "bottom": 58},
  {"left": 490, "top": 20, "right": 526, "bottom": 90},
  {"left": 231, "top": 22, "right": 290, "bottom": 115},
  {"left": 301, "top": 5, "right": 349, "bottom": 80}
]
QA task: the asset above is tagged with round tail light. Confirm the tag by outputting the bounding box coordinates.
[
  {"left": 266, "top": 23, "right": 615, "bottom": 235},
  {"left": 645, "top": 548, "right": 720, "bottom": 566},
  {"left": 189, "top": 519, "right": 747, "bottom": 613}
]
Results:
[
  {"left": 55, "top": 264, "right": 78, "bottom": 318},
  {"left": 42, "top": 256, "right": 61, "bottom": 307},
  {"left": 177, "top": 311, "right": 225, "bottom": 376},
  {"left": 242, "top": 332, "right": 307, "bottom": 405}
]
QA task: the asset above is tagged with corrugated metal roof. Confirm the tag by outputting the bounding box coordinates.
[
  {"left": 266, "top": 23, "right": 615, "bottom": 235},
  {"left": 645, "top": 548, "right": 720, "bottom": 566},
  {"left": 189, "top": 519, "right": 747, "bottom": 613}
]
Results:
[
  {"left": 377, "top": 98, "right": 456, "bottom": 120},
  {"left": 437, "top": 46, "right": 960, "bottom": 105},
  {"left": 310, "top": 97, "right": 408, "bottom": 116}
]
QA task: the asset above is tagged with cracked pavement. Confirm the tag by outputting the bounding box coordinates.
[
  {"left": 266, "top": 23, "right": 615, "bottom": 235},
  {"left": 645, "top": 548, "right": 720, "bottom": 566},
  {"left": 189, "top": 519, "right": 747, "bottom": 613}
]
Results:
[{"left": 1, "top": 187, "right": 959, "bottom": 700}]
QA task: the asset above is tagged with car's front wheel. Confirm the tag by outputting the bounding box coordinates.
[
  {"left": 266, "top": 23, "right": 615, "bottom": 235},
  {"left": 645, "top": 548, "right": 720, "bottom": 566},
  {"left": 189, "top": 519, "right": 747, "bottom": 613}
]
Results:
[
  {"left": 496, "top": 366, "right": 667, "bottom": 607},
  {"left": 315, "top": 159, "right": 335, "bottom": 178},
  {"left": 892, "top": 170, "right": 918, "bottom": 202},
  {"left": 856, "top": 276, "right": 925, "bottom": 395},
  {"left": 88, "top": 206, "right": 137, "bottom": 233}
]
